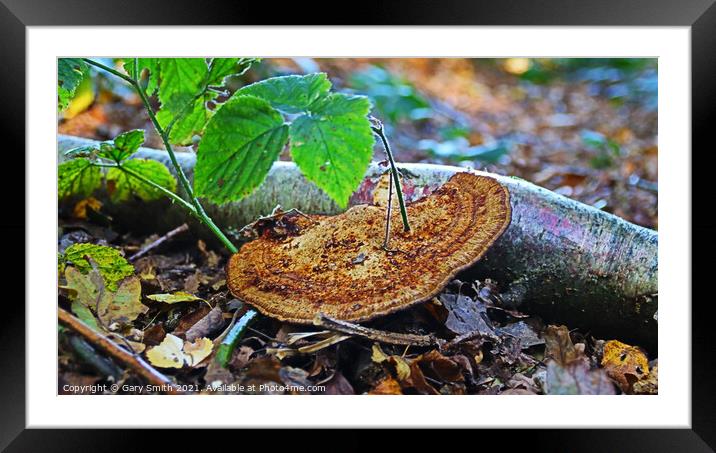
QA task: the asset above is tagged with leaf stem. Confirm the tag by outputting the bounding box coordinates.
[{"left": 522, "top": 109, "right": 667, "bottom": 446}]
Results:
[
  {"left": 370, "top": 118, "right": 411, "bottom": 232},
  {"left": 118, "top": 164, "right": 199, "bottom": 217}
]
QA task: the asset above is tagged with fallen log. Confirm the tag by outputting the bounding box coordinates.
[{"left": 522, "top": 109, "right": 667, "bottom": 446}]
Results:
[{"left": 58, "top": 135, "right": 658, "bottom": 349}]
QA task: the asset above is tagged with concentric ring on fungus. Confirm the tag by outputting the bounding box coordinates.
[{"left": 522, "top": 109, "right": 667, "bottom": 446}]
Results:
[{"left": 227, "top": 172, "right": 511, "bottom": 324}]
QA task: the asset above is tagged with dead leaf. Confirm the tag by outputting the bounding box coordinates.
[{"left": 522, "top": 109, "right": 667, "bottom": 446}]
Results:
[
  {"left": 631, "top": 360, "right": 658, "bottom": 395},
  {"left": 416, "top": 350, "right": 464, "bottom": 383},
  {"left": 146, "top": 291, "right": 203, "bottom": 304},
  {"left": 145, "top": 333, "right": 213, "bottom": 368},
  {"left": 369, "top": 376, "right": 403, "bottom": 395},
  {"left": 439, "top": 293, "right": 495, "bottom": 337},
  {"left": 185, "top": 306, "right": 224, "bottom": 342},
  {"left": 497, "top": 321, "right": 544, "bottom": 349},
  {"left": 146, "top": 334, "right": 185, "bottom": 368},
  {"left": 72, "top": 197, "right": 102, "bottom": 220},
  {"left": 65, "top": 266, "right": 147, "bottom": 327},
  {"left": 601, "top": 339, "right": 650, "bottom": 393},
  {"left": 142, "top": 324, "right": 166, "bottom": 346},
  {"left": 543, "top": 325, "right": 615, "bottom": 395},
  {"left": 172, "top": 304, "right": 211, "bottom": 338},
  {"left": 183, "top": 337, "right": 213, "bottom": 366},
  {"left": 197, "top": 239, "right": 221, "bottom": 268},
  {"left": 323, "top": 372, "right": 355, "bottom": 395}
]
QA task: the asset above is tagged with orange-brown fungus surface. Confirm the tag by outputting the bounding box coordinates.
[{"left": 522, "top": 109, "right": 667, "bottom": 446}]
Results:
[{"left": 227, "top": 172, "right": 511, "bottom": 323}]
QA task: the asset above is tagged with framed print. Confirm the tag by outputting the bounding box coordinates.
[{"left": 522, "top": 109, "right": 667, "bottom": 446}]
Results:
[{"left": 3, "top": 0, "right": 715, "bottom": 449}]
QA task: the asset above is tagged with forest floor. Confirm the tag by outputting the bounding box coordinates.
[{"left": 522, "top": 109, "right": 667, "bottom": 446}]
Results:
[{"left": 58, "top": 58, "right": 658, "bottom": 395}]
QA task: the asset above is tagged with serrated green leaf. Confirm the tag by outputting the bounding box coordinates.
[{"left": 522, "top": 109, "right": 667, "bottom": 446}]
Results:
[
  {"left": 158, "top": 58, "right": 208, "bottom": 115},
  {"left": 106, "top": 159, "right": 177, "bottom": 202},
  {"left": 97, "top": 129, "right": 145, "bottom": 162},
  {"left": 62, "top": 243, "right": 135, "bottom": 292},
  {"left": 155, "top": 58, "right": 211, "bottom": 144},
  {"left": 207, "top": 57, "right": 258, "bottom": 86},
  {"left": 58, "top": 159, "right": 102, "bottom": 199},
  {"left": 123, "top": 58, "right": 161, "bottom": 95},
  {"left": 289, "top": 93, "right": 374, "bottom": 207},
  {"left": 195, "top": 95, "right": 289, "bottom": 204},
  {"left": 207, "top": 58, "right": 239, "bottom": 86},
  {"left": 63, "top": 145, "right": 99, "bottom": 160},
  {"left": 237, "top": 73, "right": 332, "bottom": 114},
  {"left": 58, "top": 58, "right": 88, "bottom": 112},
  {"left": 156, "top": 91, "right": 216, "bottom": 145}
]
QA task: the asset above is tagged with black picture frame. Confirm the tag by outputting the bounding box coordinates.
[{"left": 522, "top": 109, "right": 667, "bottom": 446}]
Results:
[{"left": 3, "top": 0, "right": 714, "bottom": 450}]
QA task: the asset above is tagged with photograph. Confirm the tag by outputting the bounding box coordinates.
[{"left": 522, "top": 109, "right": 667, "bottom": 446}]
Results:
[{"left": 56, "top": 56, "right": 658, "bottom": 396}]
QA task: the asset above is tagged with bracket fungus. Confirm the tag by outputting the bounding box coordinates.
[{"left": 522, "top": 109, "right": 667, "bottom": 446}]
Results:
[{"left": 226, "top": 172, "right": 511, "bottom": 324}]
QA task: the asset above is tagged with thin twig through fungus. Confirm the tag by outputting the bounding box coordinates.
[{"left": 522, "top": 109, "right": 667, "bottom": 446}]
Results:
[{"left": 226, "top": 172, "right": 511, "bottom": 324}]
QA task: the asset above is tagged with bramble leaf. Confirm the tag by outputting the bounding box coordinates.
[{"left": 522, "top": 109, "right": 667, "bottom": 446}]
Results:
[
  {"left": 237, "top": 73, "right": 332, "bottom": 114},
  {"left": 150, "top": 58, "right": 261, "bottom": 145},
  {"left": 156, "top": 91, "right": 216, "bottom": 145},
  {"left": 106, "top": 159, "right": 177, "bottom": 202},
  {"left": 58, "top": 58, "right": 88, "bottom": 112},
  {"left": 289, "top": 93, "right": 374, "bottom": 207},
  {"left": 58, "top": 159, "right": 102, "bottom": 199},
  {"left": 156, "top": 58, "right": 209, "bottom": 144},
  {"left": 195, "top": 95, "right": 289, "bottom": 204},
  {"left": 61, "top": 243, "right": 135, "bottom": 292},
  {"left": 207, "top": 57, "right": 257, "bottom": 86},
  {"left": 97, "top": 129, "right": 145, "bottom": 162}
]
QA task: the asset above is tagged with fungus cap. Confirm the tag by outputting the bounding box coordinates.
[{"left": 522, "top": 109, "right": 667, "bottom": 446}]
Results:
[{"left": 227, "top": 172, "right": 511, "bottom": 323}]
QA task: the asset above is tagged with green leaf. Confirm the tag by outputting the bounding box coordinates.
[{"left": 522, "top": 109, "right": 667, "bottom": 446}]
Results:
[
  {"left": 123, "top": 58, "right": 161, "bottom": 95},
  {"left": 207, "top": 58, "right": 239, "bottom": 86},
  {"left": 62, "top": 243, "right": 135, "bottom": 292},
  {"left": 97, "top": 129, "right": 145, "bottom": 162},
  {"left": 289, "top": 93, "right": 375, "bottom": 208},
  {"left": 155, "top": 58, "right": 211, "bottom": 145},
  {"left": 106, "top": 159, "right": 177, "bottom": 202},
  {"left": 153, "top": 58, "right": 260, "bottom": 145},
  {"left": 58, "top": 58, "right": 88, "bottom": 112},
  {"left": 156, "top": 92, "right": 216, "bottom": 145},
  {"left": 146, "top": 292, "right": 203, "bottom": 304},
  {"left": 71, "top": 300, "right": 100, "bottom": 331},
  {"left": 195, "top": 95, "right": 289, "bottom": 204},
  {"left": 207, "top": 57, "right": 258, "bottom": 86},
  {"left": 158, "top": 58, "right": 208, "bottom": 116},
  {"left": 237, "top": 73, "right": 332, "bottom": 114},
  {"left": 58, "top": 159, "right": 102, "bottom": 199}
]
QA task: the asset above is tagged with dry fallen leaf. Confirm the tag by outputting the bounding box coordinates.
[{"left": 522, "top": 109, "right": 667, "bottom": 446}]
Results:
[
  {"left": 369, "top": 376, "right": 403, "bottom": 395},
  {"left": 601, "top": 339, "right": 650, "bottom": 393},
  {"left": 146, "top": 291, "right": 204, "bottom": 304},
  {"left": 146, "top": 333, "right": 213, "bottom": 369},
  {"left": 64, "top": 266, "right": 147, "bottom": 327},
  {"left": 543, "top": 325, "right": 616, "bottom": 395},
  {"left": 72, "top": 197, "right": 102, "bottom": 220}
]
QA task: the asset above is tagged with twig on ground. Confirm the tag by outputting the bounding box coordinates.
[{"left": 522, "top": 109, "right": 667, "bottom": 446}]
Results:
[
  {"left": 129, "top": 223, "right": 189, "bottom": 261},
  {"left": 313, "top": 312, "right": 441, "bottom": 347},
  {"left": 58, "top": 308, "right": 185, "bottom": 394}
]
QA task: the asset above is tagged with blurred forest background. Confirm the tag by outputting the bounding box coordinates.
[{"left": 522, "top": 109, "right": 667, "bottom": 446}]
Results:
[{"left": 59, "top": 58, "right": 658, "bottom": 229}]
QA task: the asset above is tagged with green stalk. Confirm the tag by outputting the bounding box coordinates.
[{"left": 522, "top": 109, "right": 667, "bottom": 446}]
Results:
[
  {"left": 117, "top": 165, "right": 199, "bottom": 217},
  {"left": 83, "top": 58, "right": 238, "bottom": 254},
  {"left": 371, "top": 120, "right": 411, "bottom": 232},
  {"left": 215, "top": 310, "right": 258, "bottom": 367}
]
